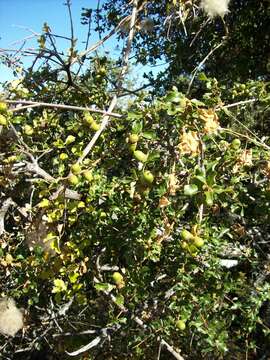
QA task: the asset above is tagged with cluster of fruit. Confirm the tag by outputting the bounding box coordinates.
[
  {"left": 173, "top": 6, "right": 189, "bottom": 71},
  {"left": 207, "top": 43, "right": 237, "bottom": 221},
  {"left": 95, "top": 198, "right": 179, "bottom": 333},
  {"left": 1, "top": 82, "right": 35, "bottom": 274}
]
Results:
[
  {"left": 180, "top": 229, "right": 204, "bottom": 256},
  {"left": 68, "top": 163, "right": 93, "bottom": 186},
  {"left": 127, "top": 133, "right": 155, "bottom": 186},
  {"left": 232, "top": 83, "right": 253, "bottom": 98},
  {"left": 0, "top": 102, "right": 8, "bottom": 125},
  {"left": 83, "top": 111, "right": 100, "bottom": 131}
]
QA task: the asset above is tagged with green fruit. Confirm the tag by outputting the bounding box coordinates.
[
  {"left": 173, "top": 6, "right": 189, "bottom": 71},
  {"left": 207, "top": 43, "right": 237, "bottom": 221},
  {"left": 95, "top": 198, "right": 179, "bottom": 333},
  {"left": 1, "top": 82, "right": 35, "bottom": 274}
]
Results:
[
  {"left": 142, "top": 170, "right": 154, "bottom": 185},
  {"left": 129, "top": 143, "right": 137, "bottom": 153},
  {"left": 112, "top": 272, "right": 123, "bottom": 284},
  {"left": 181, "top": 241, "right": 188, "bottom": 249},
  {"left": 0, "top": 114, "right": 7, "bottom": 126},
  {"left": 83, "top": 170, "right": 93, "bottom": 182},
  {"left": 134, "top": 150, "right": 148, "bottom": 163},
  {"left": 193, "top": 236, "right": 204, "bottom": 248},
  {"left": 38, "top": 198, "right": 50, "bottom": 208},
  {"left": 99, "top": 67, "right": 106, "bottom": 76},
  {"left": 231, "top": 138, "right": 241, "bottom": 149},
  {"left": 65, "top": 135, "right": 76, "bottom": 145},
  {"left": 181, "top": 229, "right": 194, "bottom": 241},
  {"left": 59, "top": 153, "right": 68, "bottom": 160},
  {"left": 84, "top": 112, "right": 94, "bottom": 125},
  {"left": 91, "top": 121, "right": 100, "bottom": 131},
  {"left": 0, "top": 102, "right": 7, "bottom": 112},
  {"left": 176, "top": 319, "right": 186, "bottom": 331},
  {"left": 100, "top": 211, "right": 107, "bottom": 219},
  {"left": 68, "top": 174, "right": 79, "bottom": 185},
  {"left": 189, "top": 244, "right": 198, "bottom": 255},
  {"left": 129, "top": 133, "right": 139, "bottom": 144},
  {"left": 71, "top": 163, "right": 81, "bottom": 174},
  {"left": 24, "top": 125, "right": 34, "bottom": 136}
]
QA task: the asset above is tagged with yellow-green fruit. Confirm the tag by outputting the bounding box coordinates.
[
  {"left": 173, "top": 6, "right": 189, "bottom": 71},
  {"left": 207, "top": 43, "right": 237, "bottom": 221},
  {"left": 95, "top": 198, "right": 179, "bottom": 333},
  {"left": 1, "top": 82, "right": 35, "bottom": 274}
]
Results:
[
  {"left": 65, "top": 135, "right": 76, "bottom": 145},
  {"left": 83, "top": 170, "right": 93, "bottom": 182},
  {"left": 181, "top": 241, "right": 188, "bottom": 249},
  {"left": 68, "top": 174, "right": 79, "bottom": 185},
  {"left": 24, "top": 125, "right": 34, "bottom": 136},
  {"left": 90, "top": 121, "right": 100, "bottom": 131},
  {"left": 71, "top": 163, "right": 81, "bottom": 174},
  {"left": 142, "top": 170, "right": 154, "bottom": 185},
  {"left": 231, "top": 138, "right": 241, "bottom": 149},
  {"left": 112, "top": 272, "right": 123, "bottom": 284},
  {"left": 176, "top": 320, "right": 186, "bottom": 331},
  {"left": 59, "top": 153, "right": 68, "bottom": 161},
  {"left": 181, "top": 229, "right": 194, "bottom": 241},
  {"left": 0, "top": 102, "right": 7, "bottom": 112},
  {"left": 38, "top": 198, "right": 50, "bottom": 208},
  {"left": 129, "top": 133, "right": 139, "bottom": 144},
  {"left": 193, "top": 236, "right": 204, "bottom": 248},
  {"left": 0, "top": 114, "right": 7, "bottom": 126},
  {"left": 129, "top": 143, "right": 137, "bottom": 153},
  {"left": 189, "top": 244, "right": 198, "bottom": 255},
  {"left": 99, "top": 67, "right": 106, "bottom": 76},
  {"left": 134, "top": 150, "right": 148, "bottom": 163},
  {"left": 84, "top": 112, "right": 94, "bottom": 125}
]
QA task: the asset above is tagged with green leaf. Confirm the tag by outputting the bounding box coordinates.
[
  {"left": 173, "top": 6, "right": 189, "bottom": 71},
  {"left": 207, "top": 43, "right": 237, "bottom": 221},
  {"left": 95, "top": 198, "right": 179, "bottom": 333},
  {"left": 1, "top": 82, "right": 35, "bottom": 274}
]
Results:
[
  {"left": 94, "top": 283, "right": 115, "bottom": 293},
  {"left": 115, "top": 294, "right": 124, "bottom": 306},
  {"left": 184, "top": 184, "right": 199, "bottom": 196},
  {"left": 142, "top": 131, "right": 157, "bottom": 140}
]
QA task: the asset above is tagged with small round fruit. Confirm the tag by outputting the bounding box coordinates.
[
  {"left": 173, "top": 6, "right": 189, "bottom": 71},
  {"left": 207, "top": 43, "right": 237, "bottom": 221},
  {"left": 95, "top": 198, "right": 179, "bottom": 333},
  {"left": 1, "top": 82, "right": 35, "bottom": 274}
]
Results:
[
  {"left": 181, "top": 229, "right": 194, "bottom": 241},
  {"left": 71, "top": 163, "right": 81, "bottom": 174},
  {"left": 83, "top": 170, "right": 93, "bottom": 182},
  {"left": 68, "top": 174, "right": 79, "bottom": 185},
  {"left": 59, "top": 153, "right": 68, "bottom": 161},
  {"left": 91, "top": 121, "right": 100, "bottom": 131},
  {"left": 231, "top": 138, "right": 241, "bottom": 149},
  {"left": 0, "top": 102, "right": 7, "bottom": 112},
  {"left": 181, "top": 241, "right": 188, "bottom": 249},
  {"left": 112, "top": 272, "right": 123, "bottom": 284},
  {"left": 38, "top": 198, "right": 50, "bottom": 208},
  {"left": 176, "top": 319, "right": 186, "bottom": 331},
  {"left": 129, "top": 143, "right": 137, "bottom": 153},
  {"left": 193, "top": 236, "right": 204, "bottom": 248},
  {"left": 142, "top": 170, "right": 154, "bottom": 185},
  {"left": 24, "top": 125, "right": 34, "bottom": 136},
  {"left": 134, "top": 150, "right": 148, "bottom": 163},
  {"left": 129, "top": 133, "right": 139, "bottom": 144},
  {"left": 189, "top": 244, "right": 198, "bottom": 255},
  {"left": 0, "top": 114, "right": 7, "bottom": 126},
  {"left": 99, "top": 67, "right": 106, "bottom": 76},
  {"left": 100, "top": 211, "right": 107, "bottom": 219},
  {"left": 84, "top": 112, "right": 94, "bottom": 125}
]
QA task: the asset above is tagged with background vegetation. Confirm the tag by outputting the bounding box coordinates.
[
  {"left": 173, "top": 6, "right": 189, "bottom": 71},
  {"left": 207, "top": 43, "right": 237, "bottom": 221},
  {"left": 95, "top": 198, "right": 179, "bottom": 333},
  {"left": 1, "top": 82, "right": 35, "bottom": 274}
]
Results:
[{"left": 0, "top": 0, "right": 270, "bottom": 359}]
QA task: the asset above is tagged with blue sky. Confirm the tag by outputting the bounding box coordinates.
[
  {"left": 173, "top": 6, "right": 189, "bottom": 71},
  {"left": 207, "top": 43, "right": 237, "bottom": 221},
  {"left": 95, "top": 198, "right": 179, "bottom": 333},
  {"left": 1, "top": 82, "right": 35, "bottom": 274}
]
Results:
[
  {"left": 0, "top": 0, "right": 121, "bottom": 82},
  {"left": 0, "top": 0, "right": 165, "bottom": 86}
]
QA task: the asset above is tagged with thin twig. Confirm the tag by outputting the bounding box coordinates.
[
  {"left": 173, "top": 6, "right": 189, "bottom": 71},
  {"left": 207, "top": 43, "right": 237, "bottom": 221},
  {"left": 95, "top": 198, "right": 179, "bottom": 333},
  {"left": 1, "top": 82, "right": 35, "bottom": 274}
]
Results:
[
  {"left": 4, "top": 99, "right": 122, "bottom": 118},
  {"left": 77, "top": 0, "right": 139, "bottom": 164},
  {"left": 161, "top": 339, "right": 185, "bottom": 360},
  {"left": 187, "top": 42, "right": 223, "bottom": 95}
]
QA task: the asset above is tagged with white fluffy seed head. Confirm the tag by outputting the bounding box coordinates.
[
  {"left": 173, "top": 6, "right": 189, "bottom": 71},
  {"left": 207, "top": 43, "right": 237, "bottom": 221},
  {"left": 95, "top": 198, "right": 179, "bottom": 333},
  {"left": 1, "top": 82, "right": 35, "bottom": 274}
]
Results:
[
  {"left": 201, "top": 0, "right": 230, "bottom": 18},
  {"left": 0, "top": 298, "right": 24, "bottom": 337}
]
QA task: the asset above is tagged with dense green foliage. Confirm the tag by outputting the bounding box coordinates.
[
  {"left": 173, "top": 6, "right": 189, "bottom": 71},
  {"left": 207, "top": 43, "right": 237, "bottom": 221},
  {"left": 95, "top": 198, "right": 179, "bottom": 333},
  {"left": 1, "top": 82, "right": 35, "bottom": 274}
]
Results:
[{"left": 1, "top": 1, "right": 270, "bottom": 359}]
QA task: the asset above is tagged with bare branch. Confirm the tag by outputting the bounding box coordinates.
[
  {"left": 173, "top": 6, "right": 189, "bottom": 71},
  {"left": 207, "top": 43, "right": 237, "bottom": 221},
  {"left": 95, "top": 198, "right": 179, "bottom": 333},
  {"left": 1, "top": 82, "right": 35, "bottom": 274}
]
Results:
[
  {"left": 160, "top": 339, "right": 185, "bottom": 360},
  {"left": 4, "top": 99, "right": 122, "bottom": 118},
  {"left": 187, "top": 42, "right": 223, "bottom": 95},
  {"left": 0, "top": 198, "right": 15, "bottom": 235},
  {"left": 77, "top": 0, "right": 139, "bottom": 164}
]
